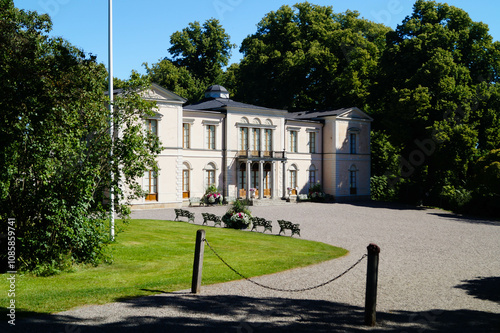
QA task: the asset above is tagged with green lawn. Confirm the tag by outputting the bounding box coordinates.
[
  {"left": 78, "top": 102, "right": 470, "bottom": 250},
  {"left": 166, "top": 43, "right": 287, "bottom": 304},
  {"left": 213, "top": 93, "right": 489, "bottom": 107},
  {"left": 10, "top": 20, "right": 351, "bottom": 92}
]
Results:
[{"left": 1, "top": 219, "right": 347, "bottom": 315}]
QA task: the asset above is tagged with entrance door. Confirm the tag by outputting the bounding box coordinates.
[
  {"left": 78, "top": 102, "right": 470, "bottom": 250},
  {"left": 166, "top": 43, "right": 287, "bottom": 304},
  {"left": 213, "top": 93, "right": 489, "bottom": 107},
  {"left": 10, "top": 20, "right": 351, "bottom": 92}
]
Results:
[
  {"left": 239, "top": 163, "right": 247, "bottom": 198},
  {"left": 264, "top": 163, "right": 271, "bottom": 197}
]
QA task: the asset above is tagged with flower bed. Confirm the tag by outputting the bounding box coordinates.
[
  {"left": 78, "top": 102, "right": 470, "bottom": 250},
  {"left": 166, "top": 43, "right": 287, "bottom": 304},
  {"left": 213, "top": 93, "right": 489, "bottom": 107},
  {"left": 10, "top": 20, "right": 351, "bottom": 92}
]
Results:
[
  {"left": 202, "top": 185, "right": 222, "bottom": 205},
  {"left": 222, "top": 199, "right": 252, "bottom": 229}
]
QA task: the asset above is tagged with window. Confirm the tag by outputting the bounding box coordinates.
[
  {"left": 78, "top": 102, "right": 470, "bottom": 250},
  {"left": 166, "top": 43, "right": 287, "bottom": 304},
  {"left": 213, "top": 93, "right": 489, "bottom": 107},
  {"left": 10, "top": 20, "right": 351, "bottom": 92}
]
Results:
[
  {"left": 264, "top": 129, "right": 272, "bottom": 153},
  {"left": 182, "top": 169, "right": 190, "bottom": 199},
  {"left": 239, "top": 163, "right": 247, "bottom": 190},
  {"left": 289, "top": 169, "right": 297, "bottom": 195},
  {"left": 288, "top": 164, "right": 298, "bottom": 195},
  {"left": 309, "top": 168, "right": 316, "bottom": 189},
  {"left": 289, "top": 130, "right": 298, "bottom": 152},
  {"left": 206, "top": 125, "right": 216, "bottom": 149},
  {"left": 183, "top": 123, "right": 190, "bottom": 148},
  {"left": 147, "top": 119, "right": 158, "bottom": 136},
  {"left": 205, "top": 163, "right": 216, "bottom": 189},
  {"left": 144, "top": 170, "right": 158, "bottom": 201},
  {"left": 349, "top": 165, "right": 357, "bottom": 195},
  {"left": 206, "top": 170, "right": 215, "bottom": 188},
  {"left": 251, "top": 163, "right": 259, "bottom": 190},
  {"left": 252, "top": 128, "right": 260, "bottom": 152},
  {"left": 350, "top": 133, "right": 357, "bottom": 154},
  {"left": 309, "top": 132, "right": 316, "bottom": 153},
  {"left": 240, "top": 127, "right": 248, "bottom": 150}
]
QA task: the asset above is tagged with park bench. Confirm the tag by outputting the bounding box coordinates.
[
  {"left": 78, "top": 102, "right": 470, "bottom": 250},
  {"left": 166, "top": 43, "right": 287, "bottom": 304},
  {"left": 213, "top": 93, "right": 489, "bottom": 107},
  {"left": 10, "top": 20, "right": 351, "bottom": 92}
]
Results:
[
  {"left": 174, "top": 209, "right": 195, "bottom": 223},
  {"left": 277, "top": 220, "right": 301, "bottom": 237},
  {"left": 202, "top": 213, "right": 222, "bottom": 227},
  {"left": 250, "top": 217, "right": 273, "bottom": 233},
  {"left": 189, "top": 197, "right": 204, "bottom": 207}
]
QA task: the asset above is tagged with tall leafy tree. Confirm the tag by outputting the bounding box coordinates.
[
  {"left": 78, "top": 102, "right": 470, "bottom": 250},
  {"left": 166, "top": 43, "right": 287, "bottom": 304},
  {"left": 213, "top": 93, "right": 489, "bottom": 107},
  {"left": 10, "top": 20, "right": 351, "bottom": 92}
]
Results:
[
  {"left": 0, "top": 1, "right": 161, "bottom": 272},
  {"left": 373, "top": 0, "right": 500, "bottom": 205},
  {"left": 168, "top": 18, "right": 234, "bottom": 85},
  {"left": 146, "top": 18, "right": 234, "bottom": 103},
  {"left": 144, "top": 59, "right": 205, "bottom": 103},
  {"left": 235, "top": 2, "right": 390, "bottom": 111}
]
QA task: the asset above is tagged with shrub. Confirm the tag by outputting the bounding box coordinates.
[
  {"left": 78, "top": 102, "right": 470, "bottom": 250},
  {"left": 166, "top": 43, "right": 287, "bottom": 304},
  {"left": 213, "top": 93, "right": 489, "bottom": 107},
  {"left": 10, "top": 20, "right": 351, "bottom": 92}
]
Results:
[
  {"left": 371, "top": 175, "right": 397, "bottom": 201},
  {"left": 440, "top": 185, "right": 473, "bottom": 213}
]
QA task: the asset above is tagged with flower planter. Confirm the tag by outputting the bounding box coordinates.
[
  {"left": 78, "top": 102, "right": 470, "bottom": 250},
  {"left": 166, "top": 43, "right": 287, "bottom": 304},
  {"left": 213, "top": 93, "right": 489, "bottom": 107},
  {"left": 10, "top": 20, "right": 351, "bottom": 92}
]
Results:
[{"left": 222, "top": 212, "right": 251, "bottom": 229}]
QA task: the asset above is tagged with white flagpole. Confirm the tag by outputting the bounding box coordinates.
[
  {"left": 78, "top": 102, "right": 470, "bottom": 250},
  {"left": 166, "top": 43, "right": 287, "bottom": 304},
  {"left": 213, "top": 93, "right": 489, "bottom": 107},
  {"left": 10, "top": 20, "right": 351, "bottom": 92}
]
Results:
[{"left": 108, "top": 0, "right": 115, "bottom": 241}]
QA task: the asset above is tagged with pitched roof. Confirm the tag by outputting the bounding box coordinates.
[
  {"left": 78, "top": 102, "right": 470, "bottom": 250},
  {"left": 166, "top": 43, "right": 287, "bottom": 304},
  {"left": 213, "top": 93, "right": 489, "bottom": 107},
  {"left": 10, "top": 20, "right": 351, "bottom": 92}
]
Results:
[
  {"left": 184, "top": 98, "right": 283, "bottom": 112},
  {"left": 289, "top": 107, "right": 373, "bottom": 121}
]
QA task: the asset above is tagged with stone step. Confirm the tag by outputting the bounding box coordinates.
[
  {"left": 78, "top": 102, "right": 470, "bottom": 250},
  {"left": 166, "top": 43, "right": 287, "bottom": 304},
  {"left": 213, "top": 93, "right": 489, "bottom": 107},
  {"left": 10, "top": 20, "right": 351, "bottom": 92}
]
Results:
[{"left": 251, "top": 198, "right": 296, "bottom": 206}]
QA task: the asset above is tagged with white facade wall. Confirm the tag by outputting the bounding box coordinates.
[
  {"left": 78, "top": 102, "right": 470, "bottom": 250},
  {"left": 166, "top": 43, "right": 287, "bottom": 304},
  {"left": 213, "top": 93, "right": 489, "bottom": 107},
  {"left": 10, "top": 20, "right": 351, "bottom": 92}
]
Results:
[{"left": 128, "top": 86, "right": 372, "bottom": 209}]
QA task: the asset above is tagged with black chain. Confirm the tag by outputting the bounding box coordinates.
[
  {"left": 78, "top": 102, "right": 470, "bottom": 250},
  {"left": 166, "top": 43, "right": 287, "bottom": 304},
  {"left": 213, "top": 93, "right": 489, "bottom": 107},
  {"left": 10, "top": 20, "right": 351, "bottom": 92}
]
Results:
[{"left": 203, "top": 238, "right": 367, "bottom": 293}]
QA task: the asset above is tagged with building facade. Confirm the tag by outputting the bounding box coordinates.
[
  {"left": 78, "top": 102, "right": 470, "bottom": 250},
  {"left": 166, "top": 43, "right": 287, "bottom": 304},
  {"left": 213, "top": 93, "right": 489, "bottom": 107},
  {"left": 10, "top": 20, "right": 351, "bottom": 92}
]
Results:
[{"left": 130, "top": 84, "right": 372, "bottom": 209}]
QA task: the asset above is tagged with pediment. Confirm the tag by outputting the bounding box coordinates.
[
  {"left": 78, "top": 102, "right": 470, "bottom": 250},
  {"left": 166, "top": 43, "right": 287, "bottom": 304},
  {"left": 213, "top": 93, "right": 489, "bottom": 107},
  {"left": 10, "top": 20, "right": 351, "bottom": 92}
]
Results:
[
  {"left": 141, "top": 83, "right": 187, "bottom": 104},
  {"left": 337, "top": 107, "right": 373, "bottom": 121}
]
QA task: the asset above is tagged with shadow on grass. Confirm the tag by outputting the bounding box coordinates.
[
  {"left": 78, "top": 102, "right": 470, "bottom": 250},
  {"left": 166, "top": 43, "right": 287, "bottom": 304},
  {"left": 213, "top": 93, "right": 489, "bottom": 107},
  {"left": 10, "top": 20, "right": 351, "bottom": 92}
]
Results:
[{"left": 7, "top": 294, "right": 500, "bottom": 333}]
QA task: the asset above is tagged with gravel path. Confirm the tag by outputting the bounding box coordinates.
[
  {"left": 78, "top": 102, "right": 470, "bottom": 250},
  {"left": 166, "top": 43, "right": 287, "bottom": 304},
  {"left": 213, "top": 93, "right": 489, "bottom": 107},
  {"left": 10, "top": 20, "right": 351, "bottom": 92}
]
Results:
[{"left": 13, "top": 202, "right": 500, "bottom": 332}]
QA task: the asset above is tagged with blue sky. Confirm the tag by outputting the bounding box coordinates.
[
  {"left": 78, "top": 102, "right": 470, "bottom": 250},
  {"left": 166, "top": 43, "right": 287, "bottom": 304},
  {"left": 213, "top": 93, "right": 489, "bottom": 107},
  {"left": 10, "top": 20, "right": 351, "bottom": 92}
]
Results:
[{"left": 15, "top": 0, "right": 500, "bottom": 80}]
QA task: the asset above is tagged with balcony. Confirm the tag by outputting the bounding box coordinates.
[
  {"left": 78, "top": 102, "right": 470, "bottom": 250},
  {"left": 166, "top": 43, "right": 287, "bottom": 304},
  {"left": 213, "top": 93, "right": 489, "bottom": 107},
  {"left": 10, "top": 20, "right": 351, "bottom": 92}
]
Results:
[{"left": 237, "top": 150, "right": 286, "bottom": 160}]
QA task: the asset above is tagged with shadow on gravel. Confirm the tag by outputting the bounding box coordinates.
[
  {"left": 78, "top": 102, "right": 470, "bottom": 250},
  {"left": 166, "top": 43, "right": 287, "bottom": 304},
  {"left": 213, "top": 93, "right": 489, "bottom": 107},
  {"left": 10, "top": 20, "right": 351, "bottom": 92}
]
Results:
[
  {"left": 456, "top": 276, "right": 500, "bottom": 304},
  {"left": 341, "top": 200, "right": 428, "bottom": 211},
  {"left": 428, "top": 211, "right": 500, "bottom": 226},
  {"left": 11, "top": 294, "right": 500, "bottom": 333}
]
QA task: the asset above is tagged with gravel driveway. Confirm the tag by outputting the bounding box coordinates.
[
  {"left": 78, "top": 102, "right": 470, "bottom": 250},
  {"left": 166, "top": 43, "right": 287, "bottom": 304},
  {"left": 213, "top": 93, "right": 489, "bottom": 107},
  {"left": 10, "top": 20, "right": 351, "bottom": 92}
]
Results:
[{"left": 13, "top": 202, "right": 500, "bottom": 332}]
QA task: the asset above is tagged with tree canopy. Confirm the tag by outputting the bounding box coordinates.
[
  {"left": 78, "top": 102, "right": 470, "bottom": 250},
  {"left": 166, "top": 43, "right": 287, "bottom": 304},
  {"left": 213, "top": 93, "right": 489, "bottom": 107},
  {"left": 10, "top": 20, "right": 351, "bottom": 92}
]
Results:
[
  {"left": 372, "top": 0, "right": 500, "bottom": 212},
  {"left": 235, "top": 2, "right": 390, "bottom": 111},
  {"left": 146, "top": 18, "right": 235, "bottom": 103},
  {"left": 0, "top": 0, "right": 161, "bottom": 273}
]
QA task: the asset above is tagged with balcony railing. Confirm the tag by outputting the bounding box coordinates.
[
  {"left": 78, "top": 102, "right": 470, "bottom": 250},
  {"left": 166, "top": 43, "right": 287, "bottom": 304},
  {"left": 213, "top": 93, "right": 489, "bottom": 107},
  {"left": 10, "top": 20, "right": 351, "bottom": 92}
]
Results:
[{"left": 238, "top": 150, "right": 286, "bottom": 159}]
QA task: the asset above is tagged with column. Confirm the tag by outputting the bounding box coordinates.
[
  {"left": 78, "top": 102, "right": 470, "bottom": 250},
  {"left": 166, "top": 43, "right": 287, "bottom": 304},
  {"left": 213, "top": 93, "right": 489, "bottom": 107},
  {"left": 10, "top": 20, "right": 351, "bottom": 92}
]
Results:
[
  {"left": 271, "top": 161, "right": 276, "bottom": 199},
  {"left": 246, "top": 160, "right": 251, "bottom": 200},
  {"left": 282, "top": 161, "right": 287, "bottom": 199},
  {"left": 259, "top": 161, "right": 264, "bottom": 199}
]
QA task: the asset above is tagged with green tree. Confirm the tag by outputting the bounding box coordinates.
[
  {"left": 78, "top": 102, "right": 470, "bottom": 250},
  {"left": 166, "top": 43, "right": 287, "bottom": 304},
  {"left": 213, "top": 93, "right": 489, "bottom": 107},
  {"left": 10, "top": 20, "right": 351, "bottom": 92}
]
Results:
[
  {"left": 144, "top": 59, "right": 205, "bottom": 103},
  {"left": 146, "top": 18, "right": 234, "bottom": 103},
  {"left": 373, "top": 0, "right": 500, "bottom": 205},
  {"left": 0, "top": 1, "right": 160, "bottom": 273},
  {"left": 168, "top": 18, "right": 234, "bottom": 85},
  {"left": 235, "top": 2, "right": 390, "bottom": 111}
]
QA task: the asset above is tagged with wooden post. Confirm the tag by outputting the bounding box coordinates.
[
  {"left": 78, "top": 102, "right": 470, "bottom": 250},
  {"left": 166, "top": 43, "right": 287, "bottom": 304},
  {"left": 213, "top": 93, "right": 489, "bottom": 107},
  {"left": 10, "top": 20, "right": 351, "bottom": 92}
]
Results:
[
  {"left": 364, "top": 243, "right": 380, "bottom": 326},
  {"left": 191, "top": 229, "right": 206, "bottom": 294}
]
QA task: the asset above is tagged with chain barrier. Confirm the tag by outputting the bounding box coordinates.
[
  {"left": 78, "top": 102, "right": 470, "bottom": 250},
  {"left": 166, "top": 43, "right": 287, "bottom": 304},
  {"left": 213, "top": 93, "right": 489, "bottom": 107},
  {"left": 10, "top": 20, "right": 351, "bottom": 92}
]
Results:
[{"left": 203, "top": 238, "right": 367, "bottom": 293}]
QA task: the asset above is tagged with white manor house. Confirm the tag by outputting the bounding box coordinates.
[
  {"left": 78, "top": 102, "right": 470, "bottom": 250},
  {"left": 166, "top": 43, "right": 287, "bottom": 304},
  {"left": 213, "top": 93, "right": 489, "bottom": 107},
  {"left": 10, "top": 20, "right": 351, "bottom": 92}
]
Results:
[{"left": 130, "top": 84, "right": 372, "bottom": 208}]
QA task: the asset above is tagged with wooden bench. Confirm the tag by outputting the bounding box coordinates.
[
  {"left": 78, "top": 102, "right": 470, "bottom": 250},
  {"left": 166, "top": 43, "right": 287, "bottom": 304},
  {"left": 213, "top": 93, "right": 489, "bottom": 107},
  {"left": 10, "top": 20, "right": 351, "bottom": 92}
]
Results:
[
  {"left": 189, "top": 197, "right": 204, "bottom": 207},
  {"left": 174, "top": 209, "right": 195, "bottom": 223},
  {"left": 202, "top": 213, "right": 222, "bottom": 227},
  {"left": 277, "top": 220, "right": 301, "bottom": 237},
  {"left": 250, "top": 217, "right": 273, "bottom": 233}
]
